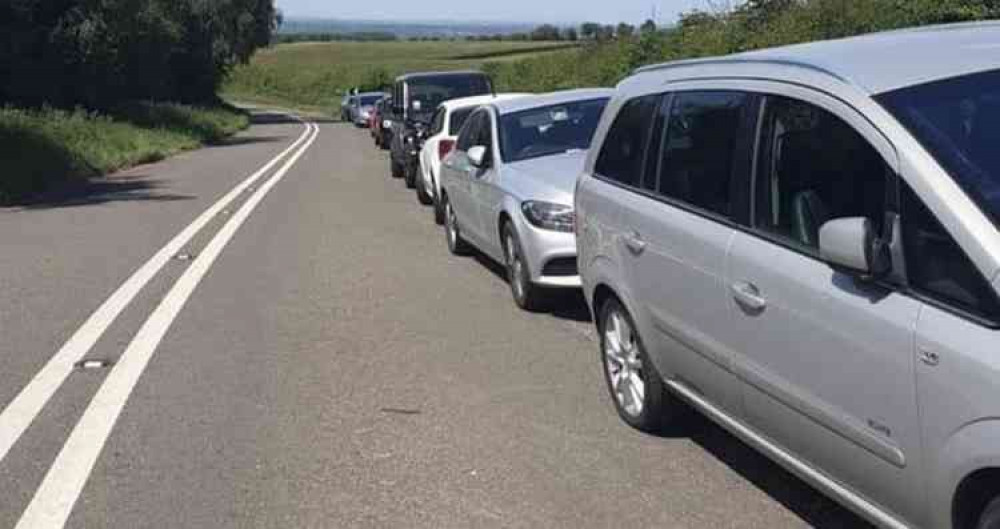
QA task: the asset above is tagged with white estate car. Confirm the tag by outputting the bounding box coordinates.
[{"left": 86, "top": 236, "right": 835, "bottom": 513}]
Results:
[{"left": 417, "top": 93, "right": 528, "bottom": 223}]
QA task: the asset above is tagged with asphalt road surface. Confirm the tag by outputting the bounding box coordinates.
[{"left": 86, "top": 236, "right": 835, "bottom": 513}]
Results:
[{"left": 0, "top": 112, "right": 875, "bottom": 529}]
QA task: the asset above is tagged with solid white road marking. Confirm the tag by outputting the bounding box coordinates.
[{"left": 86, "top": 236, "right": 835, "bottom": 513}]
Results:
[
  {"left": 0, "top": 116, "right": 312, "bottom": 466},
  {"left": 15, "top": 122, "right": 319, "bottom": 529}
]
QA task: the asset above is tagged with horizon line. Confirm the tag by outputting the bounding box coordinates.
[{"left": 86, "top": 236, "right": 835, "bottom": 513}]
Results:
[{"left": 279, "top": 15, "right": 659, "bottom": 26}]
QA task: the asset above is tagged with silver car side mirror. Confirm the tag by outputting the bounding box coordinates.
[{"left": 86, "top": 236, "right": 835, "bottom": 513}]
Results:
[
  {"left": 819, "top": 217, "right": 890, "bottom": 277},
  {"left": 467, "top": 145, "right": 487, "bottom": 168}
]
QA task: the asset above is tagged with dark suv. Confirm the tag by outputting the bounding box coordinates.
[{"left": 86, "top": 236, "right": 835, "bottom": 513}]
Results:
[{"left": 388, "top": 71, "right": 493, "bottom": 188}]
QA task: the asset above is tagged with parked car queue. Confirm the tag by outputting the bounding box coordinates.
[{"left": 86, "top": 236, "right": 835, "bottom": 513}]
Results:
[{"left": 342, "top": 22, "right": 1000, "bottom": 529}]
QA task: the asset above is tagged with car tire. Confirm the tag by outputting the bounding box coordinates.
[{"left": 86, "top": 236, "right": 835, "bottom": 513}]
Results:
[
  {"left": 416, "top": 166, "right": 434, "bottom": 206},
  {"left": 404, "top": 163, "right": 417, "bottom": 189},
  {"left": 432, "top": 187, "right": 446, "bottom": 225},
  {"left": 598, "top": 296, "right": 683, "bottom": 434},
  {"left": 978, "top": 496, "right": 1000, "bottom": 529},
  {"left": 391, "top": 158, "right": 404, "bottom": 179},
  {"left": 502, "top": 223, "right": 546, "bottom": 311},
  {"left": 443, "top": 196, "right": 470, "bottom": 256}
]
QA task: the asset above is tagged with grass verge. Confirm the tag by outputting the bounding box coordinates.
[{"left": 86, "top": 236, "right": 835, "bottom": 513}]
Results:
[{"left": 0, "top": 102, "right": 249, "bottom": 205}]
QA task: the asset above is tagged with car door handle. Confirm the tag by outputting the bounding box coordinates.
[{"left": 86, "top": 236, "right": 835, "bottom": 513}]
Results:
[
  {"left": 731, "top": 282, "right": 767, "bottom": 312},
  {"left": 623, "top": 231, "right": 647, "bottom": 255},
  {"left": 919, "top": 350, "right": 940, "bottom": 367}
]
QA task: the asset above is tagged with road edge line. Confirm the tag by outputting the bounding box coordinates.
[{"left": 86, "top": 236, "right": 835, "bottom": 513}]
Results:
[
  {"left": 0, "top": 115, "right": 312, "bottom": 465},
  {"left": 15, "top": 121, "right": 320, "bottom": 529}
]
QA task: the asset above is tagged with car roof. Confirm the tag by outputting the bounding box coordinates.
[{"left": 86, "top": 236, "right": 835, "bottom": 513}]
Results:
[
  {"left": 630, "top": 21, "right": 1000, "bottom": 95},
  {"left": 491, "top": 88, "right": 615, "bottom": 114},
  {"left": 395, "top": 70, "right": 488, "bottom": 82},
  {"left": 439, "top": 93, "right": 530, "bottom": 112},
  {"left": 357, "top": 92, "right": 386, "bottom": 98}
]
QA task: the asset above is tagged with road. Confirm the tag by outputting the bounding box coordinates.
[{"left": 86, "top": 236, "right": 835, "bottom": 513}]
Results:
[{"left": 0, "top": 112, "right": 872, "bottom": 528}]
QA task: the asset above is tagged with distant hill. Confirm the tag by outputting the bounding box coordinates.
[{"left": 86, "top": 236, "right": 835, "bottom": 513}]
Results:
[{"left": 278, "top": 18, "right": 540, "bottom": 39}]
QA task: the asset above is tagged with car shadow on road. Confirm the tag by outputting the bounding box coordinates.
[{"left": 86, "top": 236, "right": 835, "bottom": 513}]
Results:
[
  {"left": 249, "top": 113, "right": 339, "bottom": 126},
  {"left": 207, "top": 135, "right": 286, "bottom": 148},
  {"left": 653, "top": 411, "right": 876, "bottom": 529},
  {"left": 470, "top": 252, "right": 592, "bottom": 323},
  {"left": 17, "top": 176, "right": 194, "bottom": 210}
]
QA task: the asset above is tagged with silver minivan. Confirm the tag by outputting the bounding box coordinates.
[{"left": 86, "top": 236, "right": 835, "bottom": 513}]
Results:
[{"left": 576, "top": 23, "right": 1000, "bottom": 529}]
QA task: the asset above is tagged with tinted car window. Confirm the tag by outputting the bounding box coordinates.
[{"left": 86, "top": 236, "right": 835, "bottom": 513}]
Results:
[
  {"left": 430, "top": 108, "right": 445, "bottom": 135},
  {"left": 595, "top": 95, "right": 659, "bottom": 186},
  {"left": 500, "top": 98, "right": 608, "bottom": 163},
  {"left": 657, "top": 91, "right": 748, "bottom": 218},
  {"left": 456, "top": 111, "right": 483, "bottom": 152},
  {"left": 754, "top": 95, "right": 889, "bottom": 249},
  {"left": 478, "top": 111, "right": 493, "bottom": 148},
  {"left": 408, "top": 75, "right": 492, "bottom": 122},
  {"left": 360, "top": 95, "right": 381, "bottom": 106},
  {"left": 478, "top": 111, "right": 495, "bottom": 166},
  {"left": 902, "top": 184, "right": 1000, "bottom": 319},
  {"left": 879, "top": 70, "right": 1000, "bottom": 231},
  {"left": 449, "top": 107, "right": 476, "bottom": 136},
  {"left": 642, "top": 95, "right": 670, "bottom": 191}
]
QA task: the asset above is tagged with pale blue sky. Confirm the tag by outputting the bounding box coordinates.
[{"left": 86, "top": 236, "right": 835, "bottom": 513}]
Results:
[{"left": 277, "top": 0, "right": 710, "bottom": 25}]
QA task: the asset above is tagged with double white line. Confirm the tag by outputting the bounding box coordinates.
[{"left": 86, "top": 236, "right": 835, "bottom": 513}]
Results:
[{"left": 5, "top": 117, "right": 320, "bottom": 528}]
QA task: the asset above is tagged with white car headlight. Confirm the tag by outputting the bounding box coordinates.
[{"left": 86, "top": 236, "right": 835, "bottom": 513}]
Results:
[
  {"left": 383, "top": 120, "right": 393, "bottom": 128},
  {"left": 521, "top": 201, "right": 575, "bottom": 233}
]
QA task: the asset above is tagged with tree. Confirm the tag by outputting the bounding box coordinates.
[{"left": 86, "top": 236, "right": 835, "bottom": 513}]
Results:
[
  {"left": 580, "top": 22, "right": 602, "bottom": 40},
  {"left": 597, "top": 25, "right": 616, "bottom": 42},
  {"left": 0, "top": 0, "right": 280, "bottom": 109},
  {"left": 531, "top": 24, "right": 562, "bottom": 41},
  {"left": 738, "top": 0, "right": 798, "bottom": 30},
  {"left": 640, "top": 18, "right": 658, "bottom": 33},
  {"left": 563, "top": 27, "right": 579, "bottom": 41},
  {"left": 616, "top": 22, "right": 636, "bottom": 39}
]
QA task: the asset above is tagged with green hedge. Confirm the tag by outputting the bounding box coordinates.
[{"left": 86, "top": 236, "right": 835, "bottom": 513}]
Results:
[{"left": 485, "top": 0, "right": 999, "bottom": 92}]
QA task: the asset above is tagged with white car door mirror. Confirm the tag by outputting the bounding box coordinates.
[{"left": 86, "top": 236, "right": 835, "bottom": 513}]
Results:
[
  {"left": 467, "top": 145, "right": 487, "bottom": 168},
  {"left": 412, "top": 100, "right": 422, "bottom": 112},
  {"left": 819, "top": 217, "right": 890, "bottom": 277}
]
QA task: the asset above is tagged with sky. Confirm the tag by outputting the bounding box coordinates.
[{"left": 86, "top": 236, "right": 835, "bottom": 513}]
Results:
[{"left": 276, "top": 0, "right": 710, "bottom": 25}]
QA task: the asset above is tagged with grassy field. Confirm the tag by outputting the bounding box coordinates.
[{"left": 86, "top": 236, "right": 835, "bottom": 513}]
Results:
[
  {"left": 222, "top": 40, "right": 578, "bottom": 114},
  {"left": 0, "top": 103, "right": 248, "bottom": 204}
]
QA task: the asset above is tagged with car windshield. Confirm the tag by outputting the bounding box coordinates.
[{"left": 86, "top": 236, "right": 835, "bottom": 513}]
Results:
[
  {"left": 408, "top": 75, "right": 492, "bottom": 122},
  {"left": 879, "top": 70, "right": 1000, "bottom": 227},
  {"left": 360, "top": 95, "right": 382, "bottom": 106},
  {"left": 448, "top": 107, "right": 476, "bottom": 136},
  {"left": 499, "top": 98, "right": 609, "bottom": 163}
]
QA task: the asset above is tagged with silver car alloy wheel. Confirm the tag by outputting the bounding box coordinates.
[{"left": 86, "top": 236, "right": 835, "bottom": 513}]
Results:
[
  {"left": 505, "top": 233, "right": 526, "bottom": 301},
  {"left": 604, "top": 307, "right": 645, "bottom": 418}
]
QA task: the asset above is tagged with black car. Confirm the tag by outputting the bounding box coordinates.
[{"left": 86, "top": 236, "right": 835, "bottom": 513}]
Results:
[{"left": 388, "top": 71, "right": 493, "bottom": 188}]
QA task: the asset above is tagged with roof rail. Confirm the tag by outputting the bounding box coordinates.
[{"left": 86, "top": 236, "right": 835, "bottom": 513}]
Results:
[{"left": 628, "top": 56, "right": 850, "bottom": 85}]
